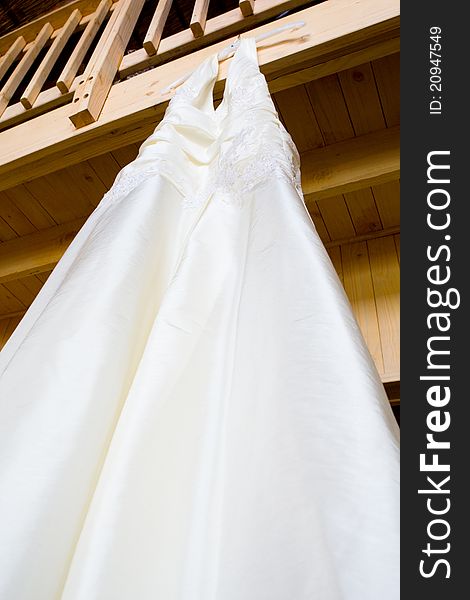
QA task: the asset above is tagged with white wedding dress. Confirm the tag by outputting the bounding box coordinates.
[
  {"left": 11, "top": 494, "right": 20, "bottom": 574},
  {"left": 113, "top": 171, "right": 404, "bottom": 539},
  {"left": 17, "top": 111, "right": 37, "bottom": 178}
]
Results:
[{"left": 0, "top": 39, "right": 399, "bottom": 600}]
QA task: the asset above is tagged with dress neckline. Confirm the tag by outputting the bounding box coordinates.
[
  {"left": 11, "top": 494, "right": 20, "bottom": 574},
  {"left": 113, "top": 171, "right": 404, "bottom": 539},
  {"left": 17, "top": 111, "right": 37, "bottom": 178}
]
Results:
[{"left": 169, "top": 38, "right": 260, "bottom": 119}]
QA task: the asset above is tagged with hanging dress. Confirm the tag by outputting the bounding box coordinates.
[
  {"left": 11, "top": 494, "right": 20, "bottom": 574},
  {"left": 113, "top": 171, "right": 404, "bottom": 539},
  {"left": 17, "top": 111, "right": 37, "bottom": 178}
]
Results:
[{"left": 0, "top": 39, "right": 399, "bottom": 600}]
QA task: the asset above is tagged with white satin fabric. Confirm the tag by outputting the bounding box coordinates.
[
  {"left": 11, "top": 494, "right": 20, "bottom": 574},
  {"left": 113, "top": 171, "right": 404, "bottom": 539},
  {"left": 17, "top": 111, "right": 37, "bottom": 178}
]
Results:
[{"left": 0, "top": 39, "right": 399, "bottom": 600}]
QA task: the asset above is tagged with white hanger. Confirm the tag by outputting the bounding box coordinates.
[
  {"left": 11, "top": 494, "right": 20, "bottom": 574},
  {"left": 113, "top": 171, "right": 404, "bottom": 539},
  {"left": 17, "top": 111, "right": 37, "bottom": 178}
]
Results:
[{"left": 160, "top": 20, "right": 306, "bottom": 96}]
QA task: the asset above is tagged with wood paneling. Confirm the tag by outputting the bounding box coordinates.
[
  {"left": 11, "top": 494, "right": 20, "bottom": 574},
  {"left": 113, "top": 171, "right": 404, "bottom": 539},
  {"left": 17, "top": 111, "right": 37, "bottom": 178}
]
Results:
[
  {"left": 2, "top": 185, "right": 56, "bottom": 230},
  {"left": 342, "top": 240, "right": 384, "bottom": 374},
  {"left": 368, "top": 236, "right": 400, "bottom": 379},
  {"left": 306, "top": 74, "right": 354, "bottom": 144},
  {"left": 328, "top": 234, "right": 400, "bottom": 382},
  {"left": 344, "top": 188, "right": 382, "bottom": 235},
  {"left": 372, "top": 52, "right": 400, "bottom": 127},
  {"left": 327, "top": 245, "right": 343, "bottom": 285},
  {"left": 0, "top": 314, "right": 22, "bottom": 350},
  {"left": 339, "top": 62, "right": 386, "bottom": 136},
  {"left": 316, "top": 195, "right": 355, "bottom": 240},
  {"left": 275, "top": 85, "right": 324, "bottom": 152},
  {"left": 305, "top": 199, "right": 330, "bottom": 245},
  {"left": 372, "top": 180, "right": 400, "bottom": 229}
]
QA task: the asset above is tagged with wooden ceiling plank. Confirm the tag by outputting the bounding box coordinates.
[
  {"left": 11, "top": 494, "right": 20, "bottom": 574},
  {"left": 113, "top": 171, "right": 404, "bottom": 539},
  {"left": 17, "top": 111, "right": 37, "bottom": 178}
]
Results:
[
  {"left": 23, "top": 175, "right": 85, "bottom": 224},
  {"left": 62, "top": 161, "right": 108, "bottom": 208},
  {"left": 372, "top": 179, "right": 400, "bottom": 228},
  {"left": 368, "top": 235, "right": 400, "bottom": 379},
  {"left": 275, "top": 85, "right": 324, "bottom": 152},
  {"left": 301, "top": 125, "right": 400, "bottom": 200},
  {"left": 344, "top": 187, "right": 383, "bottom": 235},
  {"left": 2, "top": 279, "right": 36, "bottom": 307},
  {"left": 305, "top": 199, "right": 330, "bottom": 244},
  {"left": 372, "top": 52, "right": 400, "bottom": 127},
  {"left": 0, "top": 315, "right": 22, "bottom": 349},
  {"left": 0, "top": 0, "right": 401, "bottom": 189},
  {"left": 0, "top": 216, "right": 19, "bottom": 242},
  {"left": 339, "top": 62, "right": 386, "bottom": 136},
  {"left": 394, "top": 233, "right": 400, "bottom": 263},
  {"left": 35, "top": 270, "right": 53, "bottom": 283},
  {"left": 0, "top": 315, "right": 9, "bottom": 344},
  {"left": 0, "top": 191, "right": 37, "bottom": 236},
  {"left": 327, "top": 245, "right": 343, "bottom": 285},
  {"left": 2, "top": 184, "right": 57, "bottom": 229},
  {"left": 316, "top": 195, "right": 355, "bottom": 241},
  {"left": 342, "top": 240, "right": 385, "bottom": 376},
  {"left": 15, "top": 273, "right": 45, "bottom": 296},
  {"left": 111, "top": 143, "right": 140, "bottom": 167},
  {"left": 305, "top": 74, "right": 355, "bottom": 144},
  {"left": 0, "top": 283, "right": 26, "bottom": 312},
  {"left": 87, "top": 153, "right": 121, "bottom": 189}
]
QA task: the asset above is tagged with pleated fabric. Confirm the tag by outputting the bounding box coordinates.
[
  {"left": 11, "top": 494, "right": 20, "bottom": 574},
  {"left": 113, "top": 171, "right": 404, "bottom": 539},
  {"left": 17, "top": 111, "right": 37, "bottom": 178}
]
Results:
[{"left": 0, "top": 39, "right": 399, "bottom": 600}]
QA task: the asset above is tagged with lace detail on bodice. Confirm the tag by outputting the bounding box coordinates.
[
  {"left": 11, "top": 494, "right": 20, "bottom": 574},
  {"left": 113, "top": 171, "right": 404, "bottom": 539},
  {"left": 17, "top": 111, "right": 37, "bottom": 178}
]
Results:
[
  {"left": 181, "top": 117, "right": 302, "bottom": 209},
  {"left": 101, "top": 159, "right": 185, "bottom": 206},
  {"left": 101, "top": 122, "right": 302, "bottom": 210},
  {"left": 168, "top": 83, "right": 199, "bottom": 109}
]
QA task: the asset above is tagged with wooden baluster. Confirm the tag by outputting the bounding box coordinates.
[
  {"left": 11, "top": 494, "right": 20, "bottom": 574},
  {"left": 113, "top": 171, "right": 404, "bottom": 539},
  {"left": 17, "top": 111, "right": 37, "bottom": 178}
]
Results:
[
  {"left": 57, "top": 0, "right": 112, "bottom": 93},
  {"left": 239, "top": 0, "right": 255, "bottom": 17},
  {"left": 69, "top": 0, "right": 146, "bottom": 128},
  {"left": 143, "top": 0, "right": 173, "bottom": 56},
  {"left": 21, "top": 9, "right": 82, "bottom": 109},
  {"left": 190, "top": 0, "right": 211, "bottom": 38},
  {"left": 0, "top": 23, "right": 53, "bottom": 117},
  {"left": 0, "top": 37, "right": 26, "bottom": 84}
]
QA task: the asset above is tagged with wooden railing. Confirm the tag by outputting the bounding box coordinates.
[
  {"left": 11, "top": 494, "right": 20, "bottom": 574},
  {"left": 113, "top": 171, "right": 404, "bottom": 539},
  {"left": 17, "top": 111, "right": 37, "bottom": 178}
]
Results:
[{"left": 0, "top": 0, "right": 317, "bottom": 131}]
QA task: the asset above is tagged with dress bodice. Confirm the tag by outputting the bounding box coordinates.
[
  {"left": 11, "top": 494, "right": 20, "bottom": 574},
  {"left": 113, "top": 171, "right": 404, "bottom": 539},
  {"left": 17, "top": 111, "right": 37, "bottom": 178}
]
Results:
[{"left": 103, "top": 38, "right": 302, "bottom": 209}]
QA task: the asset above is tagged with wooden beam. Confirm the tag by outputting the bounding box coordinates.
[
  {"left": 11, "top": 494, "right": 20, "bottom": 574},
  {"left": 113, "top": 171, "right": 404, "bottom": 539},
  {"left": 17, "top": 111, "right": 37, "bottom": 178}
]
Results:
[
  {"left": 302, "top": 126, "right": 400, "bottom": 201},
  {"left": 143, "top": 0, "right": 174, "bottom": 56},
  {"left": 0, "top": 36, "right": 26, "bottom": 82},
  {"left": 0, "top": 218, "right": 86, "bottom": 283},
  {"left": 69, "top": 0, "right": 146, "bottom": 128},
  {"left": 0, "top": 0, "right": 400, "bottom": 189},
  {"left": 21, "top": 9, "right": 82, "bottom": 109},
  {"left": 57, "top": 0, "right": 112, "bottom": 93}
]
